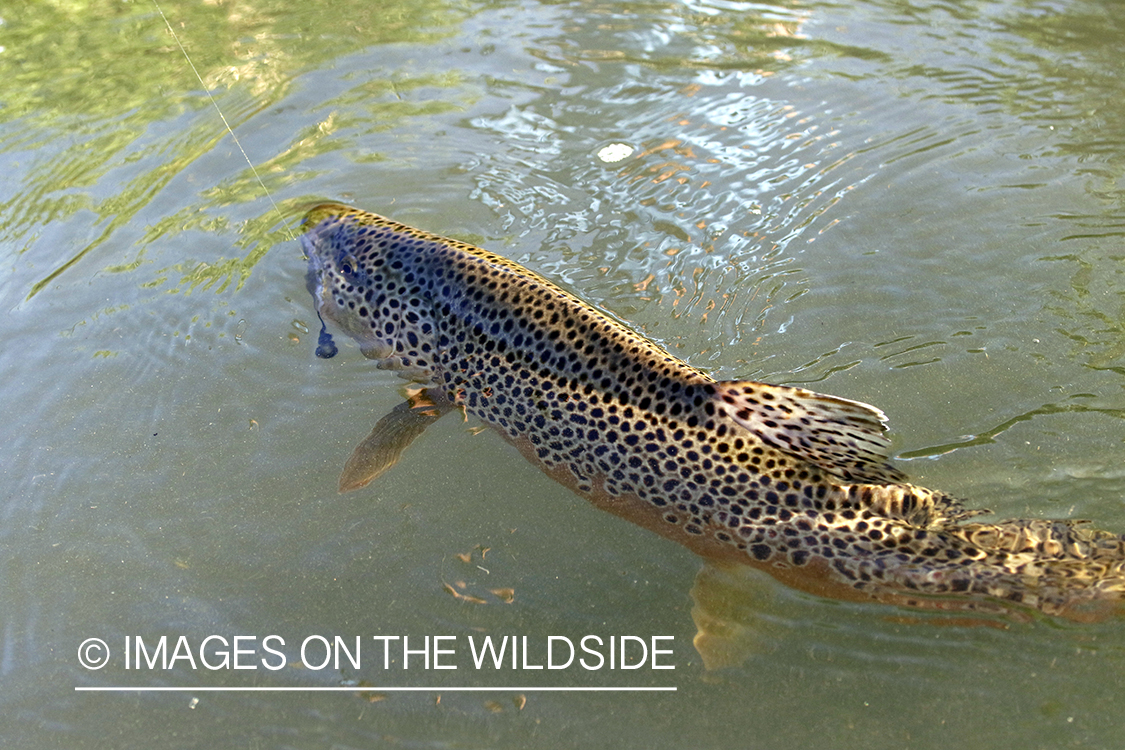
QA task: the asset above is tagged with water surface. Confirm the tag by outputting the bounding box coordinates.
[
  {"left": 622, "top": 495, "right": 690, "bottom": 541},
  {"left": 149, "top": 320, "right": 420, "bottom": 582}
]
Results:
[{"left": 3, "top": 0, "right": 1124, "bottom": 747}]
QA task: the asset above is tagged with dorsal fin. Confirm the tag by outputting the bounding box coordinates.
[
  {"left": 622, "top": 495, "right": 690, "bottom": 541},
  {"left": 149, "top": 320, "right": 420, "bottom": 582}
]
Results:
[{"left": 711, "top": 380, "right": 907, "bottom": 484}]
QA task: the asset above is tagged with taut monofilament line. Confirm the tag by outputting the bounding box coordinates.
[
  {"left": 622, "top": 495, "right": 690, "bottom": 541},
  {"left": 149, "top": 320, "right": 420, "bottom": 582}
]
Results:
[{"left": 150, "top": 0, "right": 295, "bottom": 242}]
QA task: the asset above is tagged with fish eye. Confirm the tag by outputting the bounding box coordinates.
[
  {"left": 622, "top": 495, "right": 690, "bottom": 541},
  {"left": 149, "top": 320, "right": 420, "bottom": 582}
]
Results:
[{"left": 339, "top": 254, "right": 362, "bottom": 282}]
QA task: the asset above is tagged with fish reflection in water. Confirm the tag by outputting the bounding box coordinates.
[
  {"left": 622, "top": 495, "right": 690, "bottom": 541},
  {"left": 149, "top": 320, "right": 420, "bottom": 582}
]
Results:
[{"left": 302, "top": 203, "right": 1125, "bottom": 667}]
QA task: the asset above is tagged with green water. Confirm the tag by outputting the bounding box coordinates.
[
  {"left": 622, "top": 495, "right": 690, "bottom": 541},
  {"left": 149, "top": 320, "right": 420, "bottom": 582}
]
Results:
[{"left": 3, "top": 0, "right": 1124, "bottom": 747}]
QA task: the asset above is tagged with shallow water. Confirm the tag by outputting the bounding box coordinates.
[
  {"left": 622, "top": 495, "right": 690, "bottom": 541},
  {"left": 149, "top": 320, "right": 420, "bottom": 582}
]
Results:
[{"left": 3, "top": 0, "right": 1125, "bottom": 747}]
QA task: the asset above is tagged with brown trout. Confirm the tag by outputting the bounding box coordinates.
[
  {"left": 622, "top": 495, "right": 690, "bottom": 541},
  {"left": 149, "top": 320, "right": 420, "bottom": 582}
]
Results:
[{"left": 302, "top": 203, "right": 1125, "bottom": 626}]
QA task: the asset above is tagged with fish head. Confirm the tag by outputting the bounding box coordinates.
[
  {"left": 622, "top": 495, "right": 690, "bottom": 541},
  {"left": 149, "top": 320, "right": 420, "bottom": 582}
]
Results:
[{"left": 301, "top": 203, "right": 437, "bottom": 381}]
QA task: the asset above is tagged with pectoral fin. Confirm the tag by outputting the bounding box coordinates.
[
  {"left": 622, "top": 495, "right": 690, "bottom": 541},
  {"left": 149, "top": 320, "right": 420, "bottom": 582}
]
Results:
[
  {"left": 712, "top": 380, "right": 907, "bottom": 484},
  {"left": 338, "top": 388, "right": 453, "bottom": 493}
]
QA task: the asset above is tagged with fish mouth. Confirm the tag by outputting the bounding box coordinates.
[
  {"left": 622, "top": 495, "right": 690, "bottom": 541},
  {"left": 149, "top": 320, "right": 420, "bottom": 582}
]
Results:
[
  {"left": 301, "top": 218, "right": 339, "bottom": 359},
  {"left": 303, "top": 233, "right": 327, "bottom": 300}
]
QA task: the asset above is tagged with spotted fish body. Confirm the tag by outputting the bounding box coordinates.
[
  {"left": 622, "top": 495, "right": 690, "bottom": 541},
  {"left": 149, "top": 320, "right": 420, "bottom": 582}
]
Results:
[{"left": 303, "top": 203, "right": 1125, "bottom": 620}]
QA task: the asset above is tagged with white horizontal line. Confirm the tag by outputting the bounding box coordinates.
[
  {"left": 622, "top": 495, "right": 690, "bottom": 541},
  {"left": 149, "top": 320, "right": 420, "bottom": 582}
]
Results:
[{"left": 75, "top": 686, "right": 676, "bottom": 692}]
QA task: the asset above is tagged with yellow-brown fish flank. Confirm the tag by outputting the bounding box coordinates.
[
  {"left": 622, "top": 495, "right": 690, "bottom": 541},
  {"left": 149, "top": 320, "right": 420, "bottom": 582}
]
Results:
[{"left": 303, "top": 203, "right": 1125, "bottom": 620}]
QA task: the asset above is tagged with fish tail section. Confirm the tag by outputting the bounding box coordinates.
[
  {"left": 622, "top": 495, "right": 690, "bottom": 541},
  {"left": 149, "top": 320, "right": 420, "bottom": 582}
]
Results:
[
  {"left": 955, "top": 518, "right": 1125, "bottom": 617},
  {"left": 837, "top": 485, "right": 1125, "bottom": 618},
  {"left": 957, "top": 517, "right": 1125, "bottom": 561}
]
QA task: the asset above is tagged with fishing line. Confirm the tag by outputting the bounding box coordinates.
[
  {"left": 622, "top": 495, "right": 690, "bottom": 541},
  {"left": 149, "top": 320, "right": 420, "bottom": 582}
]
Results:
[{"left": 150, "top": 0, "right": 296, "bottom": 241}]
